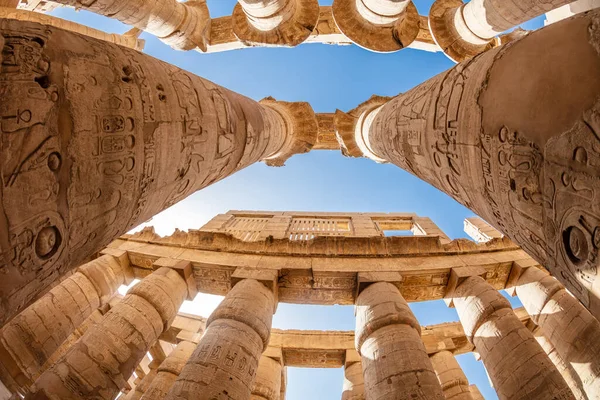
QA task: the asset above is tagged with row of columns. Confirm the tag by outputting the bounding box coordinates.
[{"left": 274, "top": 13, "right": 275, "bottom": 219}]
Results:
[
  {"left": 1, "top": 252, "right": 600, "bottom": 399},
  {"left": 8, "top": 0, "right": 589, "bottom": 56}
]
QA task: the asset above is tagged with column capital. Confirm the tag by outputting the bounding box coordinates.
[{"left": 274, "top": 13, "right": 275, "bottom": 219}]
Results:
[
  {"left": 332, "top": 0, "right": 421, "bottom": 52},
  {"left": 444, "top": 266, "right": 487, "bottom": 307},
  {"left": 152, "top": 258, "right": 198, "bottom": 301}
]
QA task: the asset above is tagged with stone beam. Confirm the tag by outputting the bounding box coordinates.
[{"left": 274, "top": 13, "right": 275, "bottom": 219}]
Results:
[
  {"left": 158, "top": 308, "right": 534, "bottom": 369},
  {"left": 109, "top": 228, "right": 533, "bottom": 305},
  {"left": 0, "top": 7, "right": 144, "bottom": 50},
  {"left": 0, "top": 18, "right": 317, "bottom": 326},
  {"left": 336, "top": 10, "right": 600, "bottom": 320}
]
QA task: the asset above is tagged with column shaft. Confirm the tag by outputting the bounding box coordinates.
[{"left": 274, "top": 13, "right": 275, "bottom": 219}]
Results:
[
  {"left": 453, "top": 276, "right": 573, "bottom": 399},
  {"left": 165, "top": 279, "right": 275, "bottom": 400},
  {"left": 49, "top": 0, "right": 210, "bottom": 51},
  {"left": 430, "top": 351, "right": 473, "bottom": 400},
  {"left": 356, "top": 10, "right": 600, "bottom": 318},
  {"left": 251, "top": 355, "right": 282, "bottom": 400},
  {"left": 141, "top": 341, "right": 196, "bottom": 400},
  {"left": 355, "top": 282, "right": 444, "bottom": 400},
  {"left": 0, "top": 18, "right": 316, "bottom": 326},
  {"left": 533, "top": 330, "right": 587, "bottom": 400},
  {"left": 28, "top": 267, "right": 188, "bottom": 400},
  {"left": 0, "top": 254, "right": 129, "bottom": 395},
  {"left": 341, "top": 361, "right": 365, "bottom": 400},
  {"left": 516, "top": 267, "right": 600, "bottom": 398}
]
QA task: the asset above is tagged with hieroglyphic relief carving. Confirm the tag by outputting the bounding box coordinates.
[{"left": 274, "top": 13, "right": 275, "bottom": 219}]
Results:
[
  {"left": 366, "top": 12, "right": 600, "bottom": 317},
  {"left": 0, "top": 18, "right": 311, "bottom": 325}
]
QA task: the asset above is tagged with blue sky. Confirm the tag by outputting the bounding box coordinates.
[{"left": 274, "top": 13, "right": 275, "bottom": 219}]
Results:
[{"left": 51, "top": 2, "right": 547, "bottom": 398}]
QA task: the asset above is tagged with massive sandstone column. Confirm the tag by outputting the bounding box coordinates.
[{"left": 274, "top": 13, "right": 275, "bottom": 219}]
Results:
[
  {"left": 28, "top": 266, "right": 191, "bottom": 400},
  {"left": 515, "top": 266, "right": 600, "bottom": 398},
  {"left": 355, "top": 282, "right": 445, "bottom": 400},
  {"left": 0, "top": 253, "right": 131, "bottom": 396},
  {"left": 251, "top": 355, "right": 282, "bottom": 400},
  {"left": 337, "top": 10, "right": 600, "bottom": 320},
  {"left": 232, "top": 0, "right": 319, "bottom": 47},
  {"left": 140, "top": 341, "right": 196, "bottom": 400},
  {"left": 451, "top": 275, "right": 573, "bottom": 399},
  {"left": 341, "top": 361, "right": 365, "bottom": 400},
  {"left": 430, "top": 350, "right": 474, "bottom": 400},
  {"left": 0, "top": 18, "right": 317, "bottom": 326},
  {"left": 533, "top": 329, "right": 587, "bottom": 400},
  {"left": 429, "top": 0, "right": 578, "bottom": 61},
  {"left": 332, "top": 0, "right": 421, "bottom": 52},
  {"left": 165, "top": 279, "right": 275, "bottom": 400},
  {"left": 46, "top": 0, "right": 210, "bottom": 51}
]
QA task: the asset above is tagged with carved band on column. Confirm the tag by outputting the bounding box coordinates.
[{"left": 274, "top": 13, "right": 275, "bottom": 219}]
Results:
[
  {"left": 355, "top": 282, "right": 445, "bottom": 399},
  {"left": 165, "top": 279, "right": 275, "bottom": 400}
]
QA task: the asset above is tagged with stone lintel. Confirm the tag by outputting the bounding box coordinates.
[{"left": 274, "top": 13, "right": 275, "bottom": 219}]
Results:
[
  {"left": 356, "top": 271, "right": 403, "bottom": 298},
  {"left": 444, "top": 266, "right": 487, "bottom": 307},
  {"left": 153, "top": 258, "right": 197, "bottom": 301},
  {"left": 504, "top": 257, "right": 545, "bottom": 296}
]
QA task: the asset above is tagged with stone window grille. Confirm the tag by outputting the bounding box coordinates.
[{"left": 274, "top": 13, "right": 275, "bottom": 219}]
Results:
[{"left": 287, "top": 218, "right": 352, "bottom": 240}]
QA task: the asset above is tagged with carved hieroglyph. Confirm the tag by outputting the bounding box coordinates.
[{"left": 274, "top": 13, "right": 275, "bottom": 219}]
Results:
[
  {"left": 165, "top": 279, "right": 275, "bottom": 400},
  {"left": 348, "top": 11, "right": 600, "bottom": 320},
  {"left": 46, "top": 0, "right": 210, "bottom": 51},
  {"left": 29, "top": 267, "right": 189, "bottom": 400},
  {"left": 429, "top": 0, "right": 577, "bottom": 61},
  {"left": 0, "top": 18, "right": 316, "bottom": 326}
]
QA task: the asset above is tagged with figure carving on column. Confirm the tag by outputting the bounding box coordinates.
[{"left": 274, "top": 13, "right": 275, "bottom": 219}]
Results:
[
  {"left": 28, "top": 266, "right": 192, "bottom": 400},
  {"left": 355, "top": 282, "right": 445, "bottom": 399},
  {"left": 332, "top": 0, "right": 421, "bottom": 52},
  {"left": 429, "top": 0, "right": 579, "bottom": 61},
  {"left": 335, "top": 10, "right": 600, "bottom": 321},
  {"left": 232, "top": 0, "right": 320, "bottom": 47},
  {"left": 0, "top": 17, "right": 317, "bottom": 326},
  {"left": 165, "top": 279, "right": 276, "bottom": 400}
]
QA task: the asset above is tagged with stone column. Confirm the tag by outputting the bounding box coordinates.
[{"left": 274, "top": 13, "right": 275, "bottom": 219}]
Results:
[
  {"left": 232, "top": 0, "right": 320, "bottom": 47},
  {"left": 468, "top": 386, "right": 485, "bottom": 400},
  {"left": 429, "top": 0, "right": 578, "bottom": 61},
  {"left": 341, "top": 361, "right": 365, "bottom": 400},
  {"left": 515, "top": 266, "right": 600, "bottom": 398},
  {"left": 332, "top": 0, "right": 421, "bottom": 52},
  {"left": 0, "top": 253, "right": 131, "bottom": 396},
  {"left": 430, "top": 351, "right": 473, "bottom": 400},
  {"left": 451, "top": 275, "right": 573, "bottom": 399},
  {"left": 140, "top": 341, "right": 196, "bottom": 400},
  {"left": 533, "top": 329, "right": 587, "bottom": 400},
  {"left": 165, "top": 279, "right": 275, "bottom": 400},
  {"left": 48, "top": 0, "right": 210, "bottom": 51},
  {"left": 546, "top": 0, "right": 600, "bottom": 24},
  {"left": 251, "top": 355, "right": 282, "bottom": 400},
  {"left": 0, "top": 18, "right": 318, "bottom": 326},
  {"left": 338, "top": 10, "right": 600, "bottom": 320},
  {"left": 280, "top": 366, "right": 287, "bottom": 400},
  {"left": 28, "top": 266, "right": 191, "bottom": 400},
  {"left": 355, "top": 282, "right": 445, "bottom": 400}
]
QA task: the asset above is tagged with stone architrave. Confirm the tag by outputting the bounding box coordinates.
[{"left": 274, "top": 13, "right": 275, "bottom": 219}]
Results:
[
  {"left": 355, "top": 282, "right": 445, "bottom": 400},
  {"left": 140, "top": 341, "right": 196, "bottom": 400},
  {"left": 533, "top": 329, "right": 587, "bottom": 400},
  {"left": 452, "top": 276, "right": 574, "bottom": 399},
  {"left": 28, "top": 267, "right": 190, "bottom": 400},
  {"left": 516, "top": 267, "right": 600, "bottom": 398},
  {"left": 430, "top": 350, "right": 473, "bottom": 400},
  {"left": 332, "top": 0, "right": 421, "bottom": 52},
  {"left": 429, "top": 0, "right": 578, "bottom": 61},
  {"left": 44, "top": 0, "right": 210, "bottom": 51},
  {"left": 165, "top": 279, "right": 275, "bottom": 400},
  {"left": 232, "top": 0, "right": 320, "bottom": 47},
  {"left": 341, "top": 361, "right": 365, "bottom": 400},
  {"left": 0, "top": 254, "right": 131, "bottom": 396},
  {"left": 340, "top": 11, "right": 600, "bottom": 320},
  {"left": 0, "top": 7, "right": 144, "bottom": 50},
  {"left": 0, "top": 18, "right": 317, "bottom": 326},
  {"left": 251, "top": 355, "right": 282, "bottom": 400}
]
